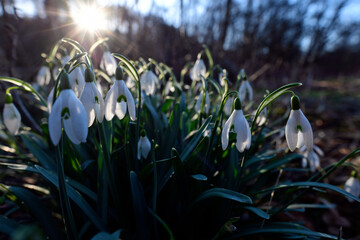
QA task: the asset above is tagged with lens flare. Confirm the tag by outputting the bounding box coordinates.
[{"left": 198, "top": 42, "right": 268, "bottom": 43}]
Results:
[{"left": 71, "top": 4, "right": 107, "bottom": 31}]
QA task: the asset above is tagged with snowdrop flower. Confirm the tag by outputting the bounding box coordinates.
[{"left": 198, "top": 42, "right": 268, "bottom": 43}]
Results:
[
  {"left": 48, "top": 73, "right": 88, "bottom": 145},
  {"left": 125, "top": 75, "right": 136, "bottom": 89},
  {"left": 190, "top": 57, "right": 206, "bottom": 81},
  {"left": 36, "top": 65, "right": 51, "bottom": 86},
  {"left": 238, "top": 77, "right": 253, "bottom": 103},
  {"left": 300, "top": 144, "right": 323, "bottom": 172},
  {"left": 140, "top": 69, "right": 158, "bottom": 95},
  {"left": 47, "top": 87, "right": 55, "bottom": 113},
  {"left": 344, "top": 171, "right": 360, "bottom": 202},
  {"left": 80, "top": 69, "right": 105, "bottom": 127},
  {"left": 104, "top": 67, "right": 136, "bottom": 121},
  {"left": 219, "top": 70, "right": 228, "bottom": 88},
  {"left": 285, "top": 95, "right": 313, "bottom": 152},
  {"left": 3, "top": 93, "right": 21, "bottom": 135},
  {"left": 137, "top": 130, "right": 151, "bottom": 160},
  {"left": 69, "top": 66, "right": 85, "bottom": 97},
  {"left": 164, "top": 81, "right": 175, "bottom": 95},
  {"left": 222, "top": 98, "right": 251, "bottom": 152},
  {"left": 195, "top": 90, "right": 210, "bottom": 114},
  {"left": 100, "top": 51, "right": 117, "bottom": 76}
]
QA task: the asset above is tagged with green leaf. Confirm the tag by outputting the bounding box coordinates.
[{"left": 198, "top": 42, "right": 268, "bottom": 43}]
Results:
[
  {"left": 181, "top": 116, "right": 212, "bottom": 162},
  {"left": 8, "top": 186, "right": 64, "bottom": 240},
  {"left": 242, "top": 206, "right": 269, "bottom": 219},
  {"left": 0, "top": 216, "right": 21, "bottom": 236},
  {"left": 256, "top": 181, "right": 360, "bottom": 203},
  {"left": 191, "top": 174, "right": 208, "bottom": 181},
  {"left": 0, "top": 76, "right": 47, "bottom": 107},
  {"left": 148, "top": 208, "right": 175, "bottom": 240},
  {"left": 225, "top": 222, "right": 338, "bottom": 239},
  {"left": 34, "top": 165, "right": 105, "bottom": 231},
  {"left": 112, "top": 53, "right": 140, "bottom": 82},
  {"left": 90, "top": 230, "right": 122, "bottom": 240},
  {"left": 192, "top": 188, "right": 252, "bottom": 206},
  {"left": 130, "top": 171, "right": 150, "bottom": 240},
  {"left": 89, "top": 37, "right": 109, "bottom": 56},
  {"left": 20, "top": 132, "right": 56, "bottom": 171},
  {"left": 251, "top": 82, "right": 302, "bottom": 131}
]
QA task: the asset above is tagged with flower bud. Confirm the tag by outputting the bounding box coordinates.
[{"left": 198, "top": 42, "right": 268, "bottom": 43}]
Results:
[
  {"left": 85, "top": 68, "right": 95, "bottom": 83},
  {"left": 115, "top": 67, "right": 124, "bottom": 80},
  {"left": 60, "top": 72, "right": 71, "bottom": 90},
  {"left": 234, "top": 97, "right": 242, "bottom": 110},
  {"left": 5, "top": 92, "right": 13, "bottom": 104},
  {"left": 291, "top": 95, "right": 301, "bottom": 110}
]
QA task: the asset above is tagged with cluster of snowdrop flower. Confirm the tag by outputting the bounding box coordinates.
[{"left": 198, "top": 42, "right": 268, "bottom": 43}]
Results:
[{"left": 2, "top": 48, "right": 316, "bottom": 162}]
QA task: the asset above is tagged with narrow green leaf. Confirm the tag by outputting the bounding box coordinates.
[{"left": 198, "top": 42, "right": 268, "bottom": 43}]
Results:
[
  {"left": 89, "top": 37, "right": 109, "bottom": 56},
  {"left": 35, "top": 165, "right": 105, "bottom": 231},
  {"left": 225, "top": 222, "right": 338, "bottom": 239},
  {"left": 251, "top": 82, "right": 302, "bottom": 131},
  {"left": 0, "top": 76, "right": 47, "bottom": 107},
  {"left": 130, "top": 171, "right": 149, "bottom": 240},
  {"left": 193, "top": 188, "right": 252, "bottom": 206},
  {"left": 0, "top": 216, "right": 21, "bottom": 236},
  {"left": 148, "top": 208, "right": 175, "bottom": 240},
  {"left": 112, "top": 53, "right": 140, "bottom": 82},
  {"left": 8, "top": 186, "right": 64, "bottom": 240},
  {"left": 256, "top": 181, "right": 360, "bottom": 203},
  {"left": 242, "top": 206, "right": 270, "bottom": 219}
]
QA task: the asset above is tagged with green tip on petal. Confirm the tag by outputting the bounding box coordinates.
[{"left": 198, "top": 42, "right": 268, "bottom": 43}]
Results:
[
  {"left": 5, "top": 92, "right": 13, "bottom": 103},
  {"left": 85, "top": 68, "right": 95, "bottom": 83},
  {"left": 234, "top": 97, "right": 242, "bottom": 110},
  {"left": 351, "top": 170, "right": 358, "bottom": 178},
  {"left": 60, "top": 72, "right": 71, "bottom": 90},
  {"left": 140, "top": 129, "right": 146, "bottom": 137},
  {"left": 115, "top": 67, "right": 124, "bottom": 80},
  {"left": 291, "top": 95, "right": 301, "bottom": 110}
]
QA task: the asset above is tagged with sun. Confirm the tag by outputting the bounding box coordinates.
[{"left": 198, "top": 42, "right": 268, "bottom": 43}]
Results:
[{"left": 71, "top": 4, "right": 107, "bottom": 32}]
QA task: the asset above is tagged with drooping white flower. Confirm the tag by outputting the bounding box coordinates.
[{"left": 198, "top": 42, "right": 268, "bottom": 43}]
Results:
[
  {"left": 285, "top": 95, "right": 313, "bottom": 152},
  {"left": 3, "top": 93, "right": 21, "bottom": 135},
  {"left": 239, "top": 80, "right": 253, "bottom": 102},
  {"left": 195, "top": 91, "right": 210, "bottom": 114},
  {"left": 164, "top": 81, "right": 176, "bottom": 95},
  {"left": 137, "top": 131, "right": 151, "bottom": 160},
  {"left": 344, "top": 172, "right": 360, "bottom": 202},
  {"left": 104, "top": 67, "right": 136, "bottom": 121},
  {"left": 140, "top": 70, "right": 158, "bottom": 95},
  {"left": 300, "top": 144, "right": 323, "bottom": 172},
  {"left": 125, "top": 75, "right": 135, "bottom": 89},
  {"left": 190, "top": 58, "right": 206, "bottom": 81},
  {"left": 80, "top": 69, "right": 105, "bottom": 127},
  {"left": 100, "top": 51, "right": 117, "bottom": 76},
  {"left": 48, "top": 74, "right": 88, "bottom": 145},
  {"left": 221, "top": 98, "right": 251, "bottom": 152},
  {"left": 69, "top": 67, "right": 85, "bottom": 97},
  {"left": 36, "top": 66, "right": 51, "bottom": 86}
]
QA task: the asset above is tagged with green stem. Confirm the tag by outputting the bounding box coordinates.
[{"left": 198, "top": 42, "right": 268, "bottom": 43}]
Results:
[{"left": 56, "top": 137, "right": 78, "bottom": 240}]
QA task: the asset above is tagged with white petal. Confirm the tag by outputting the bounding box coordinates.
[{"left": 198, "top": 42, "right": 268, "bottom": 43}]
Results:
[
  {"left": 345, "top": 177, "right": 360, "bottom": 202},
  {"left": 141, "top": 71, "right": 156, "bottom": 95},
  {"left": 104, "top": 81, "right": 119, "bottom": 121},
  {"left": 115, "top": 100, "right": 127, "bottom": 120},
  {"left": 122, "top": 81, "right": 136, "bottom": 121},
  {"left": 296, "top": 132, "right": 304, "bottom": 149},
  {"left": 245, "top": 81, "right": 253, "bottom": 101},
  {"left": 101, "top": 52, "right": 117, "bottom": 76},
  {"left": 69, "top": 67, "right": 85, "bottom": 97},
  {"left": 298, "top": 109, "right": 313, "bottom": 151},
  {"left": 48, "top": 94, "right": 63, "bottom": 145},
  {"left": 239, "top": 82, "right": 246, "bottom": 102},
  {"left": 3, "top": 103, "right": 21, "bottom": 135},
  {"left": 80, "top": 83, "right": 96, "bottom": 127},
  {"left": 64, "top": 91, "right": 88, "bottom": 144},
  {"left": 285, "top": 110, "right": 299, "bottom": 152},
  {"left": 234, "top": 110, "right": 251, "bottom": 152},
  {"left": 204, "top": 91, "right": 210, "bottom": 114},
  {"left": 138, "top": 136, "right": 151, "bottom": 159},
  {"left": 223, "top": 96, "right": 233, "bottom": 115},
  {"left": 91, "top": 82, "right": 105, "bottom": 123},
  {"left": 195, "top": 92, "right": 203, "bottom": 113},
  {"left": 36, "top": 66, "right": 51, "bottom": 86},
  {"left": 221, "top": 111, "right": 234, "bottom": 150},
  {"left": 137, "top": 140, "right": 141, "bottom": 160}
]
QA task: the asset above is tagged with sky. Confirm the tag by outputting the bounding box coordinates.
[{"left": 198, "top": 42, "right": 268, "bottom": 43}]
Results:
[{"left": 11, "top": 0, "right": 360, "bottom": 27}]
